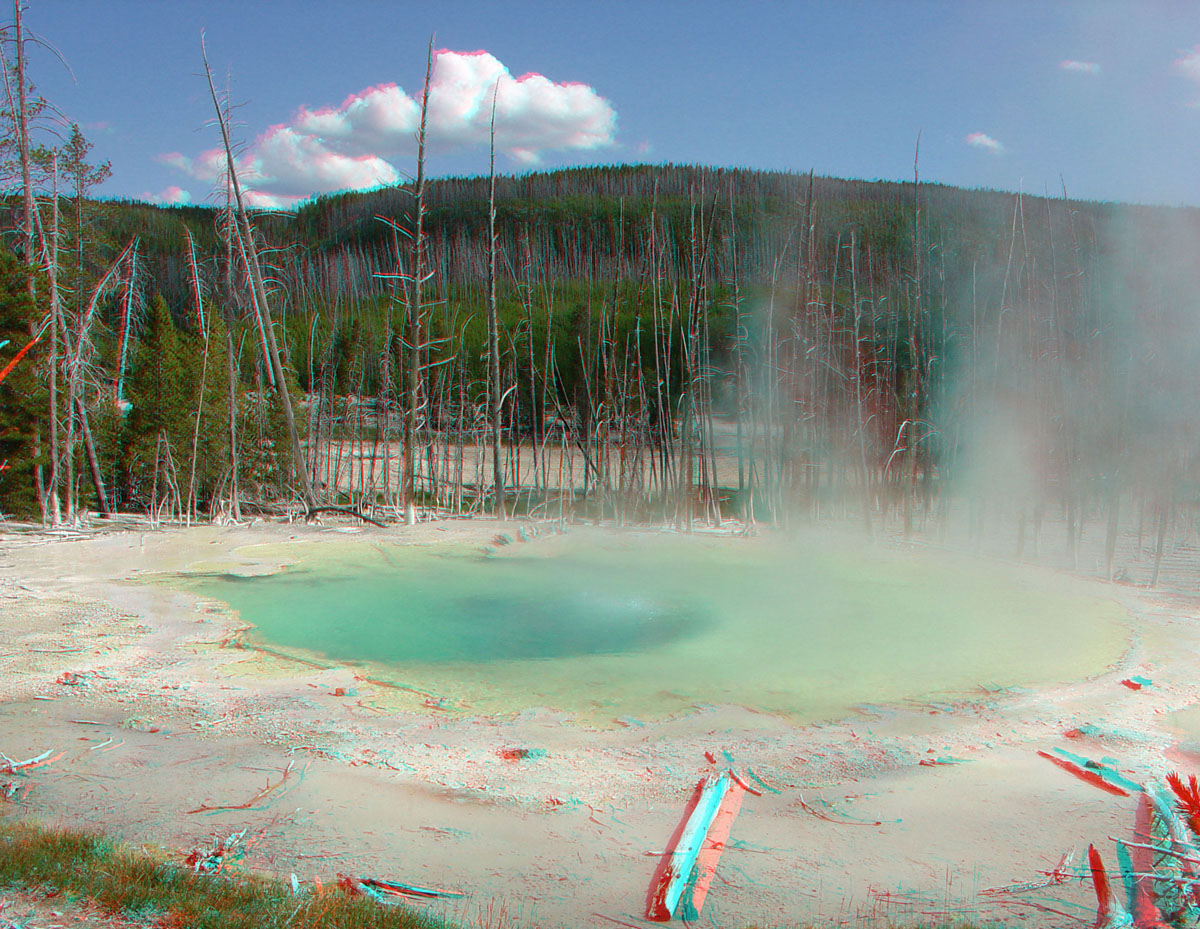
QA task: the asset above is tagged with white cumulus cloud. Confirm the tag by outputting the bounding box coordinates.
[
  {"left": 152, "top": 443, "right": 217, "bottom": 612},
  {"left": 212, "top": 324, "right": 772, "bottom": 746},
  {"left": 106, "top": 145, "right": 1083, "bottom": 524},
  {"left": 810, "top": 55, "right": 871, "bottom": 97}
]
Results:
[
  {"left": 163, "top": 49, "right": 617, "bottom": 208},
  {"left": 294, "top": 83, "right": 422, "bottom": 152},
  {"left": 966, "top": 132, "right": 1004, "bottom": 155},
  {"left": 1175, "top": 46, "right": 1200, "bottom": 86},
  {"left": 243, "top": 126, "right": 401, "bottom": 197},
  {"left": 1060, "top": 59, "right": 1100, "bottom": 75},
  {"left": 1171, "top": 47, "right": 1200, "bottom": 108},
  {"left": 142, "top": 185, "right": 192, "bottom": 205}
]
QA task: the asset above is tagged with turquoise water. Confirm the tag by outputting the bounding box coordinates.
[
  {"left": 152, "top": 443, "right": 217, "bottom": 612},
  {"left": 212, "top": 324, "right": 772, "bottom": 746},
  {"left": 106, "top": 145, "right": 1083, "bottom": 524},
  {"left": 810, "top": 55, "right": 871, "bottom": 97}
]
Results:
[
  {"left": 178, "top": 533, "right": 1129, "bottom": 724},
  {"left": 201, "top": 543, "right": 712, "bottom": 663}
]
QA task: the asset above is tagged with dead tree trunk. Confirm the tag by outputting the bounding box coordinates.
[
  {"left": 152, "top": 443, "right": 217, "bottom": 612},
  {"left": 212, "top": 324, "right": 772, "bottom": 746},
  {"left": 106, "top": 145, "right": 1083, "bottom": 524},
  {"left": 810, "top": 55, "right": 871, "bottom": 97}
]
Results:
[
  {"left": 487, "top": 83, "right": 505, "bottom": 518},
  {"left": 202, "top": 36, "right": 316, "bottom": 513},
  {"left": 401, "top": 40, "right": 435, "bottom": 526}
]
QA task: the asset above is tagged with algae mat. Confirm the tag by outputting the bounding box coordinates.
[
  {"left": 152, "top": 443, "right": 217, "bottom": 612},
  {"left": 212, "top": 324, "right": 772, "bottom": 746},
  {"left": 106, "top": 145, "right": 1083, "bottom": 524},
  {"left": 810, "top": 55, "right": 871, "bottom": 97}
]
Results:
[{"left": 176, "top": 532, "right": 1129, "bottom": 725}]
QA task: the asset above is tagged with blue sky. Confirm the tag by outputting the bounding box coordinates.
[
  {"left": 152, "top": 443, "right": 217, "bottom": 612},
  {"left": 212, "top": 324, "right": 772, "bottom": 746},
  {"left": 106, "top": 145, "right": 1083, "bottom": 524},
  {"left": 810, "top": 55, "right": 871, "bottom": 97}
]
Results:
[{"left": 18, "top": 0, "right": 1200, "bottom": 208}]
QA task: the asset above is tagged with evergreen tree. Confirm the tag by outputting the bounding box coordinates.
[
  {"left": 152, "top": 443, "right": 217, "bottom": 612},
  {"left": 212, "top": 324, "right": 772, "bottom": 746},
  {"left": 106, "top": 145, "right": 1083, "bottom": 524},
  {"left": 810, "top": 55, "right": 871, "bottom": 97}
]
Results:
[
  {"left": 120, "top": 294, "right": 190, "bottom": 507},
  {"left": 59, "top": 124, "right": 113, "bottom": 306},
  {"left": 236, "top": 361, "right": 306, "bottom": 503},
  {"left": 0, "top": 248, "right": 44, "bottom": 516},
  {"left": 30, "top": 124, "right": 116, "bottom": 322},
  {"left": 180, "top": 313, "right": 233, "bottom": 510}
]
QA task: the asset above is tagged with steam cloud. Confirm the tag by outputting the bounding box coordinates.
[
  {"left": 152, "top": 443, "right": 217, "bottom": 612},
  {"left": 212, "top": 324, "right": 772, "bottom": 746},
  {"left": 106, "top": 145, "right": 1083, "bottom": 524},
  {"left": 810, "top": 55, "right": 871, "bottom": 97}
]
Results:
[{"left": 163, "top": 49, "right": 617, "bottom": 208}]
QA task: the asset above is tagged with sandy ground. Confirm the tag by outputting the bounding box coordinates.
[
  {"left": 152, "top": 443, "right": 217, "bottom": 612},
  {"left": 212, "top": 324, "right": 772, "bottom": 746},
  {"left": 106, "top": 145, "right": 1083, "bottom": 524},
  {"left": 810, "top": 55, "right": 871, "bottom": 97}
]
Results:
[{"left": 0, "top": 516, "right": 1198, "bottom": 929}]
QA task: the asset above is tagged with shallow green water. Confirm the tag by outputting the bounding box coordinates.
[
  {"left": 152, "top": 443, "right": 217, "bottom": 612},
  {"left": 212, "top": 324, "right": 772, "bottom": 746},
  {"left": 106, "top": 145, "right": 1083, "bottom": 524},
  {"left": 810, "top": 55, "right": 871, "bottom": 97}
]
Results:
[{"left": 178, "top": 532, "right": 1129, "bottom": 724}]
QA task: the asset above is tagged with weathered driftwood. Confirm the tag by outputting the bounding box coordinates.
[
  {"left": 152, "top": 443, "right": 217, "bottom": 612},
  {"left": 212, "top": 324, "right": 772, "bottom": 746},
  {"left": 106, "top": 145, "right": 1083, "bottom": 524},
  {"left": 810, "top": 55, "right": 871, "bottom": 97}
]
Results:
[
  {"left": 0, "top": 748, "right": 63, "bottom": 775},
  {"left": 186, "top": 760, "right": 294, "bottom": 815}
]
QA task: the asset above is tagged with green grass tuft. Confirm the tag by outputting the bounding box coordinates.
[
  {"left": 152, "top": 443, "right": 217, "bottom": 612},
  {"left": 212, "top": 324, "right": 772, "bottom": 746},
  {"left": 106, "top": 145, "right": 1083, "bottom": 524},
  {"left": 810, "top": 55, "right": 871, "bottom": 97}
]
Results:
[
  {"left": 0, "top": 817, "right": 1017, "bottom": 929},
  {"left": 0, "top": 818, "right": 449, "bottom": 929}
]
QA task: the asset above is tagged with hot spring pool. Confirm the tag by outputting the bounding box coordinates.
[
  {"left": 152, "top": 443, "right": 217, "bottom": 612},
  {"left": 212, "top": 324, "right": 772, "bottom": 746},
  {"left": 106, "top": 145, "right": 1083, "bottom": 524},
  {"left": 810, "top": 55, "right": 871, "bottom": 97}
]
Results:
[{"left": 176, "top": 532, "right": 1129, "bottom": 724}]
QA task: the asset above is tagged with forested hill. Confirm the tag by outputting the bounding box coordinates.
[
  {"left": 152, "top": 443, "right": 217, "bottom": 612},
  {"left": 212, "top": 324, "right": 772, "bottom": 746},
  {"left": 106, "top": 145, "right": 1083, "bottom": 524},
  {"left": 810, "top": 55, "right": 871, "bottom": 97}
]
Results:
[{"left": 83, "top": 162, "right": 1200, "bottom": 312}]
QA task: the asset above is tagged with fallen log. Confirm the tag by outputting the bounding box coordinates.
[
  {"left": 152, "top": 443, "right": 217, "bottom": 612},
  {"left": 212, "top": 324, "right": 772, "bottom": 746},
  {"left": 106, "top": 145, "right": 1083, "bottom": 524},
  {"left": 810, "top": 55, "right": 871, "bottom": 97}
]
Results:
[{"left": 646, "top": 773, "right": 730, "bottom": 921}]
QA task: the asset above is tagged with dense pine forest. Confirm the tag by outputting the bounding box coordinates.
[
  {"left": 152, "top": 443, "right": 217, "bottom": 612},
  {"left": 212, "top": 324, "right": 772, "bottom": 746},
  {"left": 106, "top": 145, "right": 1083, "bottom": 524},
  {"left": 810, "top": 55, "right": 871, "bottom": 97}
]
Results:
[{"left": 2, "top": 87, "right": 1199, "bottom": 571}]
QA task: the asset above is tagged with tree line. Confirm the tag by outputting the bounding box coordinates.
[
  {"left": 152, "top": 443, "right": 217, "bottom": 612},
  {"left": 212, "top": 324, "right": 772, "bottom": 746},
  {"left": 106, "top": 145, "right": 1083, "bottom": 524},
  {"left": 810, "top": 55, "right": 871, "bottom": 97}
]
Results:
[{"left": 0, "top": 8, "right": 1197, "bottom": 578}]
